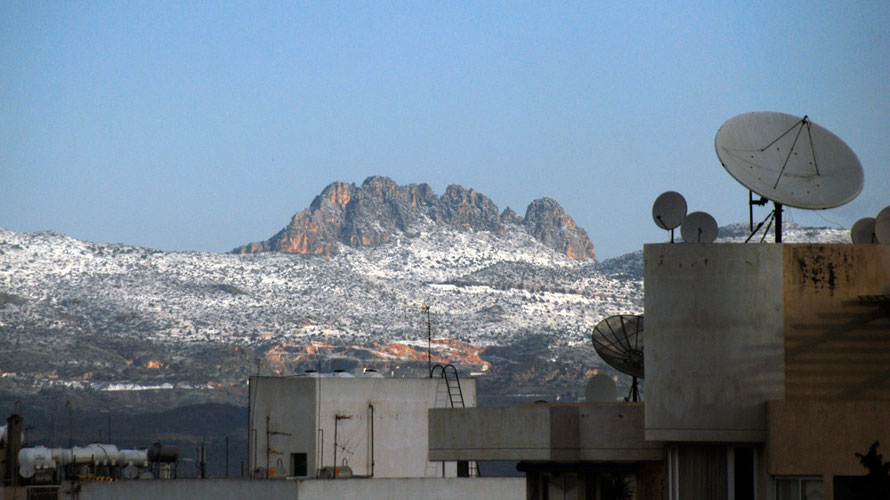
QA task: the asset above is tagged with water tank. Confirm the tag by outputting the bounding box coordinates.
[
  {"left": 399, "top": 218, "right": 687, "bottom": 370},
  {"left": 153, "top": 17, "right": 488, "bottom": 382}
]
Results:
[{"left": 147, "top": 443, "right": 179, "bottom": 463}]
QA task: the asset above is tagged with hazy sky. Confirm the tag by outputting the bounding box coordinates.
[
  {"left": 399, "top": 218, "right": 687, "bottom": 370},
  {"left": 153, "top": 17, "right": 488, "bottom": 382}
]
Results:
[{"left": 2, "top": 2, "right": 888, "bottom": 259}]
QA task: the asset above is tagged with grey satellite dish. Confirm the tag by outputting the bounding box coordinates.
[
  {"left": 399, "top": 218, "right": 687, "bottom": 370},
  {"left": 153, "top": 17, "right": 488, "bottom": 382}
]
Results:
[
  {"left": 122, "top": 464, "right": 139, "bottom": 480},
  {"left": 19, "top": 463, "right": 35, "bottom": 479},
  {"left": 652, "top": 191, "right": 687, "bottom": 243},
  {"left": 585, "top": 373, "right": 618, "bottom": 402},
  {"left": 715, "top": 112, "right": 864, "bottom": 242},
  {"left": 592, "top": 314, "right": 643, "bottom": 402},
  {"left": 876, "top": 206, "right": 890, "bottom": 244},
  {"left": 680, "top": 211, "right": 718, "bottom": 243},
  {"left": 851, "top": 217, "right": 877, "bottom": 244}
]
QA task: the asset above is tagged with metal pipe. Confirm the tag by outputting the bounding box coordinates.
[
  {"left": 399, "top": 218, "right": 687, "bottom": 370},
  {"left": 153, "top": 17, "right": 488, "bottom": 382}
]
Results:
[
  {"left": 775, "top": 202, "right": 783, "bottom": 243},
  {"left": 368, "top": 404, "right": 375, "bottom": 477},
  {"left": 65, "top": 401, "right": 72, "bottom": 448}
]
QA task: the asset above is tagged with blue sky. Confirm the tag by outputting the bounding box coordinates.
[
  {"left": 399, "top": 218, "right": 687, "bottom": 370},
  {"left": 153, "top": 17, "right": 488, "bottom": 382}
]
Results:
[{"left": 2, "top": 2, "right": 888, "bottom": 259}]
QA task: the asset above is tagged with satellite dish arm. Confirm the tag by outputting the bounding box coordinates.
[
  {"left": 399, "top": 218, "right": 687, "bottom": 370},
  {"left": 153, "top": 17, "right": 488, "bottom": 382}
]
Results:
[
  {"left": 749, "top": 191, "right": 768, "bottom": 231},
  {"left": 759, "top": 115, "right": 808, "bottom": 152}
]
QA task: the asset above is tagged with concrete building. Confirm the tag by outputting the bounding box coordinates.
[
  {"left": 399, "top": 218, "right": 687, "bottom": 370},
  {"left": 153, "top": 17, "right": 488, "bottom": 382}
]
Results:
[
  {"left": 430, "top": 243, "right": 890, "bottom": 499},
  {"left": 248, "top": 372, "right": 476, "bottom": 479},
  {"left": 2, "top": 477, "right": 526, "bottom": 500}
]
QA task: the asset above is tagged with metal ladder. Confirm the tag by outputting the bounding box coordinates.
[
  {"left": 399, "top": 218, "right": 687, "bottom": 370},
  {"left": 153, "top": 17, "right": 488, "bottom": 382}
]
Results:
[{"left": 430, "top": 364, "right": 479, "bottom": 477}]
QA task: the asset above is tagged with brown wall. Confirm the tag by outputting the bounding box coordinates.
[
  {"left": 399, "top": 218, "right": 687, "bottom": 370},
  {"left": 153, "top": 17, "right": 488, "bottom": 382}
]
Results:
[
  {"left": 768, "top": 399, "right": 890, "bottom": 499},
  {"left": 783, "top": 244, "right": 890, "bottom": 400}
]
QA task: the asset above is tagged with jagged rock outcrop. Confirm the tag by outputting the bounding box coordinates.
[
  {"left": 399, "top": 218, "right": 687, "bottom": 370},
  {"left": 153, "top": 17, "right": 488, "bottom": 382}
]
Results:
[
  {"left": 523, "top": 198, "right": 596, "bottom": 260},
  {"left": 234, "top": 176, "right": 595, "bottom": 260},
  {"left": 499, "top": 207, "right": 523, "bottom": 226}
]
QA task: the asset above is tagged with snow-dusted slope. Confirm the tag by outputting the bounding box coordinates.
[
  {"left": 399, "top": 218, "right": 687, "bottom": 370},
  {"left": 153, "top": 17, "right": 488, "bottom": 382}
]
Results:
[
  {"left": 0, "top": 222, "right": 853, "bottom": 407},
  {"left": 0, "top": 225, "right": 636, "bottom": 403}
]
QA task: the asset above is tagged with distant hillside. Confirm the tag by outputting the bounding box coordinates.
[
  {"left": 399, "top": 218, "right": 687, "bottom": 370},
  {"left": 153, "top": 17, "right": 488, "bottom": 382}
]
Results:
[{"left": 0, "top": 220, "right": 851, "bottom": 422}]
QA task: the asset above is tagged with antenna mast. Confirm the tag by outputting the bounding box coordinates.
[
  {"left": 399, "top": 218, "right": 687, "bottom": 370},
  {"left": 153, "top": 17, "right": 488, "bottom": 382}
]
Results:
[{"left": 422, "top": 303, "right": 432, "bottom": 377}]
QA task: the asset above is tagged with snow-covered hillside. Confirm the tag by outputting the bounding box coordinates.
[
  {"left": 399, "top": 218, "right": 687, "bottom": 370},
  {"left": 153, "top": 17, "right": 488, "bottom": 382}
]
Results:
[{"left": 0, "top": 221, "right": 854, "bottom": 408}]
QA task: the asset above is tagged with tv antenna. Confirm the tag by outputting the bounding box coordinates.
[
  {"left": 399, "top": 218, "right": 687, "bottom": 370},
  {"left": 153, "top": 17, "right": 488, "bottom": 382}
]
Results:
[
  {"left": 652, "top": 191, "right": 687, "bottom": 243},
  {"left": 715, "top": 112, "right": 864, "bottom": 243},
  {"left": 421, "top": 303, "right": 432, "bottom": 377},
  {"left": 591, "top": 314, "right": 644, "bottom": 402}
]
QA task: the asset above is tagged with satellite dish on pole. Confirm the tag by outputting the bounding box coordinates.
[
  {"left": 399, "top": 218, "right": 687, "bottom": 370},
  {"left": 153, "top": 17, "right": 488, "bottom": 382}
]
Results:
[
  {"left": 876, "top": 206, "right": 890, "bottom": 244},
  {"left": 715, "top": 112, "right": 864, "bottom": 243},
  {"left": 591, "top": 314, "right": 644, "bottom": 402},
  {"left": 851, "top": 217, "right": 877, "bottom": 244},
  {"left": 680, "top": 211, "right": 718, "bottom": 243},
  {"left": 652, "top": 191, "right": 687, "bottom": 243}
]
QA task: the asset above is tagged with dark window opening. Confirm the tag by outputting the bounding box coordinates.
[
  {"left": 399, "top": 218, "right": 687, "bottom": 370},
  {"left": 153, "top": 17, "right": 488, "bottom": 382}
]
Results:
[{"left": 291, "top": 453, "right": 308, "bottom": 477}]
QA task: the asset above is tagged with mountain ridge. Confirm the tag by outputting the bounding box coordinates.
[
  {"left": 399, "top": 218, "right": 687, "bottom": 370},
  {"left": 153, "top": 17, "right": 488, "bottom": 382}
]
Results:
[{"left": 233, "top": 176, "right": 597, "bottom": 260}]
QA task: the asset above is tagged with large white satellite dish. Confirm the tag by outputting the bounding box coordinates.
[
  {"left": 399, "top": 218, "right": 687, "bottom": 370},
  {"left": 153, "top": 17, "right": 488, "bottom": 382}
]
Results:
[{"left": 715, "top": 112, "right": 864, "bottom": 242}]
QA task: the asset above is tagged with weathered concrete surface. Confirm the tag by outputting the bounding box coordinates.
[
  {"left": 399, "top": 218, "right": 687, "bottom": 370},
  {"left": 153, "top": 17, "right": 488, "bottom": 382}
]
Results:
[
  {"left": 60, "top": 477, "right": 524, "bottom": 500},
  {"left": 644, "top": 243, "right": 785, "bottom": 442},
  {"left": 429, "top": 403, "right": 662, "bottom": 462},
  {"left": 249, "top": 376, "right": 475, "bottom": 479},
  {"left": 768, "top": 399, "right": 890, "bottom": 500},
  {"left": 783, "top": 244, "right": 890, "bottom": 399}
]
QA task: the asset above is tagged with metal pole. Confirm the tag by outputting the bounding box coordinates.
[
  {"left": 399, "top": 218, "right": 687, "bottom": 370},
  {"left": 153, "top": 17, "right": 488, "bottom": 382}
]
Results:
[
  {"left": 333, "top": 416, "right": 338, "bottom": 479},
  {"left": 226, "top": 435, "right": 229, "bottom": 478},
  {"left": 775, "top": 202, "right": 783, "bottom": 243},
  {"left": 66, "top": 400, "right": 72, "bottom": 448}
]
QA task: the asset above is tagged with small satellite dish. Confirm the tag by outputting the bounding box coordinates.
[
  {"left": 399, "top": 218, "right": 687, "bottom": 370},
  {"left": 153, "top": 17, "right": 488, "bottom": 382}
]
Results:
[
  {"left": 585, "top": 373, "right": 618, "bottom": 402},
  {"left": 715, "top": 112, "right": 864, "bottom": 242},
  {"left": 680, "top": 211, "right": 718, "bottom": 243},
  {"left": 876, "top": 206, "right": 890, "bottom": 244},
  {"left": 122, "top": 464, "right": 139, "bottom": 480},
  {"left": 652, "top": 191, "right": 687, "bottom": 243},
  {"left": 19, "top": 463, "right": 35, "bottom": 479},
  {"left": 592, "top": 314, "right": 643, "bottom": 401},
  {"left": 851, "top": 217, "right": 877, "bottom": 244}
]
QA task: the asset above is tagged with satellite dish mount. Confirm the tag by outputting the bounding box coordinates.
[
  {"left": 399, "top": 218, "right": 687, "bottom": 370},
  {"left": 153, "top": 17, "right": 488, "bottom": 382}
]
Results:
[{"left": 746, "top": 193, "right": 783, "bottom": 243}]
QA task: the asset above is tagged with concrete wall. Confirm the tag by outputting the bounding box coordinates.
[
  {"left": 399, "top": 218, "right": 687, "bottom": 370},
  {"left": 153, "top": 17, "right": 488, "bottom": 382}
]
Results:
[
  {"left": 768, "top": 399, "right": 890, "bottom": 500},
  {"left": 576, "top": 403, "right": 663, "bottom": 462},
  {"left": 783, "top": 244, "right": 890, "bottom": 400},
  {"left": 429, "top": 406, "right": 551, "bottom": 461},
  {"left": 249, "top": 376, "right": 475, "bottom": 479},
  {"left": 248, "top": 376, "right": 317, "bottom": 478},
  {"left": 429, "top": 403, "right": 662, "bottom": 462},
  {"left": 64, "top": 477, "right": 524, "bottom": 500},
  {"left": 644, "top": 243, "right": 786, "bottom": 442}
]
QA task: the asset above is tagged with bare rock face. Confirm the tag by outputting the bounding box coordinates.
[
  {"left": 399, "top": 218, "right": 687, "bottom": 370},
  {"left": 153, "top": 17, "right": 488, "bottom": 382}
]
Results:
[
  {"left": 523, "top": 198, "right": 596, "bottom": 261},
  {"left": 439, "top": 184, "right": 502, "bottom": 233},
  {"left": 234, "top": 176, "right": 595, "bottom": 260},
  {"left": 499, "top": 207, "right": 523, "bottom": 226}
]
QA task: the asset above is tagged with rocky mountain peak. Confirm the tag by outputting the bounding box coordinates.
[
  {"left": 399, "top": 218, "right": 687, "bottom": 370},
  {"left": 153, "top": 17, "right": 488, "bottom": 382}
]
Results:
[
  {"left": 234, "top": 176, "right": 596, "bottom": 260},
  {"left": 523, "top": 197, "right": 596, "bottom": 260}
]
